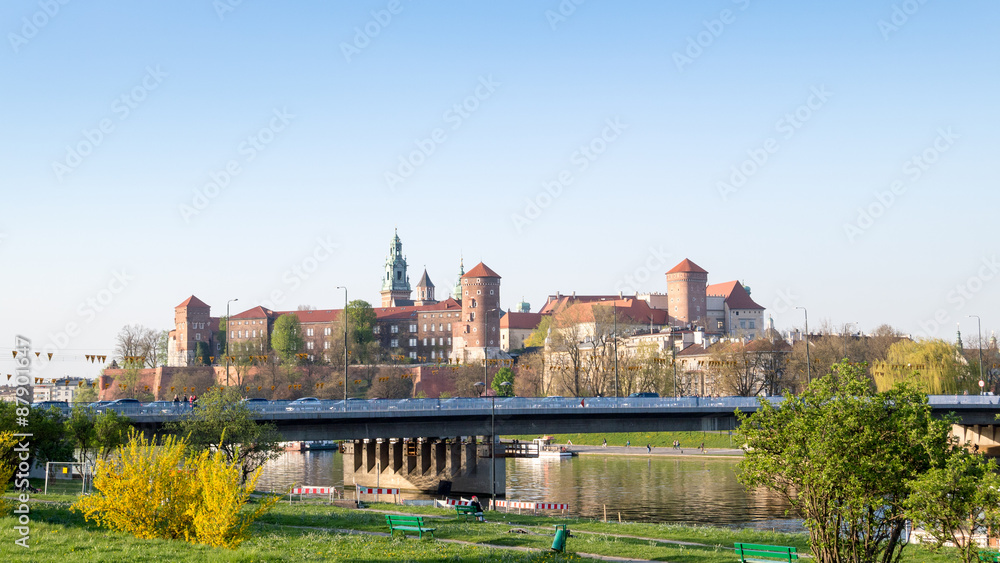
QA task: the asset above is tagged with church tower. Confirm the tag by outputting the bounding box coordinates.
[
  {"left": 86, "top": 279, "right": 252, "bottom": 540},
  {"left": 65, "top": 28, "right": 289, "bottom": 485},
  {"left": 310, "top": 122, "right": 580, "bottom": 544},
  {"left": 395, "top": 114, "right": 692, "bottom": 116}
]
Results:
[
  {"left": 414, "top": 269, "right": 437, "bottom": 306},
  {"left": 380, "top": 229, "right": 412, "bottom": 307},
  {"left": 451, "top": 257, "right": 465, "bottom": 301}
]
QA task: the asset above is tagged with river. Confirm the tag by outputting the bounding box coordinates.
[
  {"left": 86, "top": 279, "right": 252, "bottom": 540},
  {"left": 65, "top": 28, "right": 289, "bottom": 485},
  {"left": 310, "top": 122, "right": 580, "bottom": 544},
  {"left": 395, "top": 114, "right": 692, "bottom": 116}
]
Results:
[{"left": 256, "top": 450, "right": 799, "bottom": 530}]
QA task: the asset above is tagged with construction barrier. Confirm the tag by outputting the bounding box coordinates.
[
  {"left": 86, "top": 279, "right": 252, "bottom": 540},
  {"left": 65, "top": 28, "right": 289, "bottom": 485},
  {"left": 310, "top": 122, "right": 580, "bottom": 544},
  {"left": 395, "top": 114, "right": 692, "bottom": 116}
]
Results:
[
  {"left": 288, "top": 486, "right": 340, "bottom": 503},
  {"left": 355, "top": 485, "right": 400, "bottom": 504},
  {"left": 442, "top": 498, "right": 472, "bottom": 506},
  {"left": 490, "top": 499, "right": 568, "bottom": 514}
]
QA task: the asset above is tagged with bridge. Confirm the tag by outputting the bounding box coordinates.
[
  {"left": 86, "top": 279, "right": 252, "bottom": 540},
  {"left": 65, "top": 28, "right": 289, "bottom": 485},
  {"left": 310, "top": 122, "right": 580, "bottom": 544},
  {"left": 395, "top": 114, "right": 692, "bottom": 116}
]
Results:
[{"left": 85, "top": 395, "right": 1000, "bottom": 496}]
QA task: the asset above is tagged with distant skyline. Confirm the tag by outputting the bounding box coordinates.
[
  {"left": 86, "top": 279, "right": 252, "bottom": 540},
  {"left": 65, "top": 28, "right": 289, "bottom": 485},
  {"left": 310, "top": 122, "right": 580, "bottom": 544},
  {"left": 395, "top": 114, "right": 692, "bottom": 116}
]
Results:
[{"left": 2, "top": 1, "right": 998, "bottom": 381}]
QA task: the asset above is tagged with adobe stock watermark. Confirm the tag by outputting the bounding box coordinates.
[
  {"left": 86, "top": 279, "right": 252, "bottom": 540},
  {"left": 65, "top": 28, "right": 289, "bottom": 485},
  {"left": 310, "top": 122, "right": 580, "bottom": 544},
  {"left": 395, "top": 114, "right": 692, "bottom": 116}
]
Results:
[
  {"left": 384, "top": 75, "right": 499, "bottom": 192},
  {"left": 51, "top": 65, "right": 167, "bottom": 183},
  {"left": 340, "top": 0, "right": 410, "bottom": 63},
  {"left": 179, "top": 107, "right": 294, "bottom": 222},
  {"left": 511, "top": 117, "right": 627, "bottom": 234},
  {"left": 717, "top": 85, "right": 833, "bottom": 202},
  {"left": 545, "top": 0, "right": 586, "bottom": 31},
  {"left": 842, "top": 127, "right": 957, "bottom": 243},
  {"left": 12, "top": 335, "right": 33, "bottom": 549},
  {"left": 255, "top": 235, "right": 340, "bottom": 310},
  {"left": 212, "top": 0, "right": 248, "bottom": 21},
  {"left": 8, "top": 0, "right": 72, "bottom": 54},
  {"left": 673, "top": 0, "right": 751, "bottom": 72},
  {"left": 44, "top": 269, "right": 135, "bottom": 360},
  {"left": 878, "top": 0, "right": 930, "bottom": 41},
  {"left": 916, "top": 254, "right": 999, "bottom": 338},
  {"left": 613, "top": 246, "right": 672, "bottom": 295}
]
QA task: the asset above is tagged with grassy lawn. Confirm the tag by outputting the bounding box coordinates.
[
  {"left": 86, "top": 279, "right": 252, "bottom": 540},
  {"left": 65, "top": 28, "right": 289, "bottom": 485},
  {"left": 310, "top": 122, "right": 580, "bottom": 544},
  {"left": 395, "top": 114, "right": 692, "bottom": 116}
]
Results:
[
  {"left": 0, "top": 494, "right": 968, "bottom": 562},
  {"left": 507, "top": 431, "right": 739, "bottom": 450}
]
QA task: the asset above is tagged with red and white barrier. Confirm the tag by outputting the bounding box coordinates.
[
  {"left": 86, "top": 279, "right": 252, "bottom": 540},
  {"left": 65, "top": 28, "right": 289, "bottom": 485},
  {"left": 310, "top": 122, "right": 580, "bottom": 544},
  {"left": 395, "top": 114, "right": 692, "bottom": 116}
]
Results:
[
  {"left": 443, "top": 498, "right": 472, "bottom": 506},
  {"left": 288, "top": 485, "right": 339, "bottom": 503},
  {"left": 489, "top": 499, "right": 568, "bottom": 514},
  {"left": 355, "top": 485, "right": 400, "bottom": 504}
]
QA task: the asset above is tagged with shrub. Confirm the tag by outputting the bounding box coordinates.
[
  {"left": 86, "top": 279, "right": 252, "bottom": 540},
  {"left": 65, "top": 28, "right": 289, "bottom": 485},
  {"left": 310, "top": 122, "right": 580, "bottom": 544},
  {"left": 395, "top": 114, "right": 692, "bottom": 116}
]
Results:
[
  {"left": 72, "top": 430, "right": 279, "bottom": 548},
  {"left": 0, "top": 431, "right": 17, "bottom": 515}
]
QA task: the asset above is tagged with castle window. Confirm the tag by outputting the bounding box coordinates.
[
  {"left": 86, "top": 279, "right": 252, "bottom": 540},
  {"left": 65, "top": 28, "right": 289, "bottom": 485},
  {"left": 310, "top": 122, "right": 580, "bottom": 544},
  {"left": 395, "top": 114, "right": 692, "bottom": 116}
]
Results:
[
  {"left": 423, "top": 338, "right": 427, "bottom": 346},
  {"left": 307, "top": 341, "right": 314, "bottom": 350},
  {"left": 447, "top": 338, "right": 451, "bottom": 345},
  {"left": 324, "top": 341, "right": 330, "bottom": 349},
  {"left": 447, "top": 323, "right": 451, "bottom": 331},
  {"left": 409, "top": 338, "right": 417, "bottom": 347},
  {"left": 409, "top": 324, "right": 417, "bottom": 332},
  {"left": 477, "top": 290, "right": 481, "bottom": 295},
  {"left": 195, "top": 333, "right": 201, "bottom": 341},
  {"left": 391, "top": 325, "right": 399, "bottom": 334},
  {"left": 423, "top": 324, "right": 427, "bottom": 331},
  {"left": 231, "top": 331, "right": 235, "bottom": 338},
  {"left": 253, "top": 330, "right": 257, "bottom": 338},
  {"left": 473, "top": 327, "right": 477, "bottom": 333},
  {"left": 431, "top": 351, "right": 436, "bottom": 359},
  {"left": 391, "top": 338, "right": 399, "bottom": 347},
  {"left": 324, "top": 327, "right": 331, "bottom": 336},
  {"left": 374, "top": 325, "right": 380, "bottom": 334},
  {"left": 238, "top": 331, "right": 243, "bottom": 338},
  {"left": 490, "top": 290, "right": 494, "bottom": 295},
  {"left": 306, "top": 328, "right": 314, "bottom": 336},
  {"left": 409, "top": 351, "right": 416, "bottom": 360}
]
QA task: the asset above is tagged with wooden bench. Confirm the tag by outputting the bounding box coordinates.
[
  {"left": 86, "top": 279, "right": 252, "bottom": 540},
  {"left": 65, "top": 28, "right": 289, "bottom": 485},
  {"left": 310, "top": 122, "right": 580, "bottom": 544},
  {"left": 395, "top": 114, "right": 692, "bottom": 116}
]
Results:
[
  {"left": 979, "top": 551, "right": 1000, "bottom": 563},
  {"left": 734, "top": 543, "right": 798, "bottom": 562},
  {"left": 385, "top": 514, "right": 436, "bottom": 539},
  {"left": 455, "top": 505, "right": 483, "bottom": 520}
]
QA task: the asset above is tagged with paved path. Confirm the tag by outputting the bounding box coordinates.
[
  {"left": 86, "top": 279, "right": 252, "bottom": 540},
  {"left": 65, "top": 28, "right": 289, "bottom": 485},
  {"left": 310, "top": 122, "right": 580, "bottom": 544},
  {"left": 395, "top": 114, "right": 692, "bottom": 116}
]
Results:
[{"left": 569, "top": 445, "right": 743, "bottom": 457}]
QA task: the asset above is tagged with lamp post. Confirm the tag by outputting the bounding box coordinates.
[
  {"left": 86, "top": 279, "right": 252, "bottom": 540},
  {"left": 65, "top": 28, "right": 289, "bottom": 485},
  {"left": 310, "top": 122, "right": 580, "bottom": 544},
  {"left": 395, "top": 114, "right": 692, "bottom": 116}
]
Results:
[
  {"left": 796, "top": 307, "right": 811, "bottom": 385},
  {"left": 476, "top": 379, "right": 509, "bottom": 504},
  {"left": 969, "top": 315, "right": 985, "bottom": 391},
  {"left": 226, "top": 298, "right": 238, "bottom": 386},
  {"left": 337, "top": 286, "right": 348, "bottom": 401},
  {"left": 613, "top": 302, "right": 619, "bottom": 398}
]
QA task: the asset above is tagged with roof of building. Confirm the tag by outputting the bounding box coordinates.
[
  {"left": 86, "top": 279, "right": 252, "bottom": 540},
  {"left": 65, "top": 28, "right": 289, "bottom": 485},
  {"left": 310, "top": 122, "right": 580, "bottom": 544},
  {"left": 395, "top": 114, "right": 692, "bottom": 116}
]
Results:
[
  {"left": 287, "top": 309, "right": 342, "bottom": 324},
  {"left": 539, "top": 294, "right": 623, "bottom": 315},
  {"left": 177, "top": 295, "right": 210, "bottom": 309},
  {"left": 416, "top": 269, "right": 434, "bottom": 288},
  {"left": 666, "top": 258, "right": 708, "bottom": 275},
  {"left": 706, "top": 281, "right": 764, "bottom": 310},
  {"left": 230, "top": 306, "right": 276, "bottom": 320},
  {"left": 557, "top": 298, "right": 670, "bottom": 326},
  {"left": 375, "top": 298, "right": 463, "bottom": 321},
  {"left": 500, "top": 312, "right": 544, "bottom": 330},
  {"left": 462, "top": 262, "right": 500, "bottom": 279}
]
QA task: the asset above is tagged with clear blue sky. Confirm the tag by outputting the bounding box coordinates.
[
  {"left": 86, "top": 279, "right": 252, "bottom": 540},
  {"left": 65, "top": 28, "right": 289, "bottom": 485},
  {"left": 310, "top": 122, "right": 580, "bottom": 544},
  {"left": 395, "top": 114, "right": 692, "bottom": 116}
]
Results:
[{"left": 2, "top": 0, "right": 998, "bottom": 381}]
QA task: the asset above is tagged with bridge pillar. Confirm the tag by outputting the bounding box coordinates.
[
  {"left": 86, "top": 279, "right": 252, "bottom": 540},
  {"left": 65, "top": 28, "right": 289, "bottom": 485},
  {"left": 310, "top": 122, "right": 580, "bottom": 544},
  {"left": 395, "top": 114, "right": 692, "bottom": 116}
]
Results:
[{"left": 342, "top": 436, "right": 505, "bottom": 496}]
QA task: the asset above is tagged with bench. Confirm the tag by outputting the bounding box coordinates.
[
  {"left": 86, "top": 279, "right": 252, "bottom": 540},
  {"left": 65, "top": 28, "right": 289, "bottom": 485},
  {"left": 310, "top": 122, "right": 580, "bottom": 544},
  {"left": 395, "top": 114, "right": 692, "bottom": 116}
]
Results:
[
  {"left": 734, "top": 543, "right": 798, "bottom": 562},
  {"left": 979, "top": 551, "right": 1000, "bottom": 563},
  {"left": 385, "top": 514, "right": 436, "bottom": 539},
  {"left": 455, "top": 505, "right": 483, "bottom": 520}
]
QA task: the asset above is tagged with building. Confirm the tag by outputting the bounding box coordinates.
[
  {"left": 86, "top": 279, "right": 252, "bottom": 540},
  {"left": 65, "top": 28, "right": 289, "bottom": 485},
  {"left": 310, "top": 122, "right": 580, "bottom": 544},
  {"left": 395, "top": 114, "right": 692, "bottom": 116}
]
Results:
[
  {"left": 32, "top": 377, "right": 89, "bottom": 403},
  {"left": 706, "top": 281, "right": 765, "bottom": 339},
  {"left": 665, "top": 259, "right": 709, "bottom": 327},
  {"left": 167, "top": 296, "right": 220, "bottom": 367},
  {"left": 380, "top": 229, "right": 412, "bottom": 307},
  {"left": 500, "top": 311, "right": 543, "bottom": 351},
  {"left": 451, "top": 262, "right": 503, "bottom": 363}
]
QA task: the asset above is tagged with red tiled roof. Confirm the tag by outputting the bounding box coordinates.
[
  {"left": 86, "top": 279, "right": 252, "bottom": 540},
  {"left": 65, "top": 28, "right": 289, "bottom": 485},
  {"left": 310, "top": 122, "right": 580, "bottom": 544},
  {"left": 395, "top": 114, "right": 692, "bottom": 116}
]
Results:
[
  {"left": 177, "top": 295, "right": 210, "bottom": 309},
  {"left": 555, "top": 298, "right": 669, "bottom": 326},
  {"left": 462, "top": 262, "right": 500, "bottom": 279},
  {"left": 666, "top": 259, "right": 708, "bottom": 275},
  {"left": 230, "top": 306, "right": 276, "bottom": 320},
  {"left": 539, "top": 295, "right": 621, "bottom": 315},
  {"left": 500, "top": 312, "right": 543, "bottom": 330},
  {"left": 706, "top": 281, "right": 764, "bottom": 310},
  {"left": 375, "top": 298, "right": 463, "bottom": 320},
  {"left": 282, "top": 309, "right": 342, "bottom": 324}
]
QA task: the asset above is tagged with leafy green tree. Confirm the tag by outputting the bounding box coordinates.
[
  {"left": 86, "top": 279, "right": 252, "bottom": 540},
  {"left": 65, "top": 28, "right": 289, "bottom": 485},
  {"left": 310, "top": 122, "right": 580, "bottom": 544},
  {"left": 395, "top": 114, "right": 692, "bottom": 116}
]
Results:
[
  {"left": 492, "top": 367, "right": 515, "bottom": 396},
  {"left": 346, "top": 300, "right": 377, "bottom": 362},
  {"left": 904, "top": 450, "right": 1000, "bottom": 563},
  {"left": 165, "top": 387, "right": 283, "bottom": 484},
  {"left": 270, "top": 313, "right": 303, "bottom": 365},
  {"left": 736, "top": 360, "right": 953, "bottom": 563},
  {"left": 93, "top": 410, "right": 132, "bottom": 461},
  {"left": 74, "top": 383, "right": 97, "bottom": 403},
  {"left": 0, "top": 402, "right": 74, "bottom": 468},
  {"left": 873, "top": 339, "right": 973, "bottom": 394},
  {"left": 195, "top": 341, "right": 211, "bottom": 366},
  {"left": 65, "top": 406, "right": 98, "bottom": 468},
  {"left": 523, "top": 315, "right": 552, "bottom": 348}
]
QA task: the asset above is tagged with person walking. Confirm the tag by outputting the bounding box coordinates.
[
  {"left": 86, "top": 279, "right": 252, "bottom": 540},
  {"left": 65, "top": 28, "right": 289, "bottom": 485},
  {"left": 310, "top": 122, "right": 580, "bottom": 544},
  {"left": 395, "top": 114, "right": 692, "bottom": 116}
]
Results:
[
  {"left": 646, "top": 444, "right": 651, "bottom": 454},
  {"left": 602, "top": 438, "right": 607, "bottom": 448},
  {"left": 626, "top": 440, "right": 630, "bottom": 448}
]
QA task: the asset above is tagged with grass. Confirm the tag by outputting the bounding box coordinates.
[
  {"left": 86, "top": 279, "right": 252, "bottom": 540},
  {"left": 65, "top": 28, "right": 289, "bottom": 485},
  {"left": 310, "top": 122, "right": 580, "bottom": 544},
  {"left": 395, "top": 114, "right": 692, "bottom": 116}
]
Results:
[
  {"left": 0, "top": 492, "right": 970, "bottom": 562},
  {"left": 507, "top": 430, "right": 739, "bottom": 450}
]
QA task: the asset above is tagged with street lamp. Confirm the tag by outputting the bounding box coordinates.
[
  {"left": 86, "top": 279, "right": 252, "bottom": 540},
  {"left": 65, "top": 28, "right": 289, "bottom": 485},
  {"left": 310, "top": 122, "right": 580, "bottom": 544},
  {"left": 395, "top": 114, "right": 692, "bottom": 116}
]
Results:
[
  {"left": 337, "top": 286, "right": 348, "bottom": 401},
  {"left": 969, "top": 315, "right": 985, "bottom": 391},
  {"left": 226, "top": 298, "right": 238, "bottom": 386},
  {"left": 475, "top": 379, "right": 510, "bottom": 505},
  {"left": 796, "top": 307, "right": 811, "bottom": 385}
]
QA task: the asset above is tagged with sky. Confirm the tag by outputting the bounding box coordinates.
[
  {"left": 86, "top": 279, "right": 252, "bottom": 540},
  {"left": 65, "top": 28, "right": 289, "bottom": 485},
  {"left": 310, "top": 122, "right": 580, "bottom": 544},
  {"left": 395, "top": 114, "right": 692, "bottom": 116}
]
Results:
[{"left": 2, "top": 0, "right": 998, "bottom": 381}]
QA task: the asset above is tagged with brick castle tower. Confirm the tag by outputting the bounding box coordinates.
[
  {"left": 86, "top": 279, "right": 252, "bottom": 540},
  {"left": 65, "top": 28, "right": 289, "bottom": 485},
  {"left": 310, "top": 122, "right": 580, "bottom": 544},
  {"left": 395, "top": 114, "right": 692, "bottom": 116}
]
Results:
[
  {"left": 665, "top": 258, "right": 708, "bottom": 328},
  {"left": 167, "top": 295, "right": 213, "bottom": 367},
  {"left": 452, "top": 262, "right": 501, "bottom": 363},
  {"left": 413, "top": 268, "right": 437, "bottom": 306}
]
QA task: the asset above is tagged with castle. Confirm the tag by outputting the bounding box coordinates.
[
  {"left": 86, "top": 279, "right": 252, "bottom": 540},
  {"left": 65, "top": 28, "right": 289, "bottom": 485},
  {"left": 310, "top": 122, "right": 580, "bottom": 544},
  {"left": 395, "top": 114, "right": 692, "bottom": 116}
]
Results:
[{"left": 167, "top": 234, "right": 763, "bottom": 367}]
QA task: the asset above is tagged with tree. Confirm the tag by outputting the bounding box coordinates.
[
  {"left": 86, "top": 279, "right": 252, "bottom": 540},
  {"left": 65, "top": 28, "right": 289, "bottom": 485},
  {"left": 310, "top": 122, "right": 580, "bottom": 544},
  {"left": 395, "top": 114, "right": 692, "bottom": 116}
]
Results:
[
  {"left": 547, "top": 307, "right": 589, "bottom": 396},
  {"left": 736, "top": 360, "right": 953, "bottom": 563},
  {"left": 0, "top": 402, "right": 74, "bottom": 468},
  {"left": 873, "top": 339, "right": 973, "bottom": 394},
  {"left": 346, "top": 300, "right": 378, "bottom": 363},
  {"left": 114, "top": 324, "right": 164, "bottom": 368},
  {"left": 515, "top": 350, "right": 548, "bottom": 397},
  {"left": 65, "top": 406, "right": 98, "bottom": 468},
  {"left": 93, "top": 410, "right": 131, "bottom": 461},
  {"left": 366, "top": 365, "right": 414, "bottom": 399},
  {"left": 492, "top": 367, "right": 515, "bottom": 396},
  {"left": 166, "top": 387, "right": 283, "bottom": 484},
  {"left": 522, "top": 315, "right": 552, "bottom": 349},
  {"left": 74, "top": 383, "right": 97, "bottom": 403},
  {"left": 904, "top": 450, "right": 1000, "bottom": 563},
  {"left": 270, "top": 314, "right": 303, "bottom": 365}
]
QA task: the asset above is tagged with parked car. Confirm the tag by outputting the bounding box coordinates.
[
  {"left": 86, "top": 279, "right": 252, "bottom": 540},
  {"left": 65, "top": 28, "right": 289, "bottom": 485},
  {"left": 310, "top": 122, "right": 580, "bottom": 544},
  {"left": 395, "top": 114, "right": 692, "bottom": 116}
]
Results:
[
  {"left": 107, "top": 398, "right": 143, "bottom": 412},
  {"left": 91, "top": 400, "right": 114, "bottom": 413},
  {"left": 286, "top": 397, "right": 323, "bottom": 411},
  {"left": 241, "top": 398, "right": 270, "bottom": 411}
]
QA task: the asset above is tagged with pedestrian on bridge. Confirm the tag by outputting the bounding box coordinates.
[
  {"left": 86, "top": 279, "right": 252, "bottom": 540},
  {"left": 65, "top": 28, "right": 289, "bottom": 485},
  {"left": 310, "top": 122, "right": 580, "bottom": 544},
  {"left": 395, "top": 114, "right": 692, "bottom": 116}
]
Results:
[{"left": 647, "top": 444, "right": 651, "bottom": 454}]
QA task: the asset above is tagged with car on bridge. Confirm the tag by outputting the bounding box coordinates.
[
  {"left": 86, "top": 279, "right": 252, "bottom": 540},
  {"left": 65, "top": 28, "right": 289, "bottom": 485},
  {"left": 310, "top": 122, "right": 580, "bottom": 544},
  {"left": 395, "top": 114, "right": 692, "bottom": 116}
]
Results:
[
  {"left": 30, "top": 401, "right": 69, "bottom": 414},
  {"left": 107, "top": 398, "right": 143, "bottom": 413},
  {"left": 286, "top": 397, "right": 323, "bottom": 411},
  {"left": 241, "top": 398, "right": 270, "bottom": 411},
  {"left": 143, "top": 401, "right": 180, "bottom": 414}
]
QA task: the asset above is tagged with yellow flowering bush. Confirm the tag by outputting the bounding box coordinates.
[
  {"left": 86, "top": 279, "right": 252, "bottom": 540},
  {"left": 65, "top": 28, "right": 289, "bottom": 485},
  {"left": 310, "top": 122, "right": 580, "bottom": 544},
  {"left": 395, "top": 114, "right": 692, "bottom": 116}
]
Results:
[
  {"left": 72, "top": 430, "right": 279, "bottom": 548},
  {"left": 0, "top": 431, "right": 18, "bottom": 515}
]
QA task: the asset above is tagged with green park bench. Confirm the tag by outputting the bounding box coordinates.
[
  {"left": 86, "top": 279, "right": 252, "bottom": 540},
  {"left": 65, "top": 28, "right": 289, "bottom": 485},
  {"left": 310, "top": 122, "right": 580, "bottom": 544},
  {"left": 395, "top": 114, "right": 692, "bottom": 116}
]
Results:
[
  {"left": 455, "top": 505, "right": 483, "bottom": 520},
  {"left": 734, "top": 542, "right": 798, "bottom": 562},
  {"left": 385, "top": 514, "right": 436, "bottom": 539},
  {"left": 979, "top": 550, "right": 1000, "bottom": 562}
]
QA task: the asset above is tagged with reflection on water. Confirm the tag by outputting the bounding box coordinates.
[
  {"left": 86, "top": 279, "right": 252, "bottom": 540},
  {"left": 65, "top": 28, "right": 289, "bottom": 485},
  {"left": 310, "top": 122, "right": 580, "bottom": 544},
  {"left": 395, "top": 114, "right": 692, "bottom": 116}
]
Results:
[{"left": 255, "top": 451, "right": 798, "bottom": 529}]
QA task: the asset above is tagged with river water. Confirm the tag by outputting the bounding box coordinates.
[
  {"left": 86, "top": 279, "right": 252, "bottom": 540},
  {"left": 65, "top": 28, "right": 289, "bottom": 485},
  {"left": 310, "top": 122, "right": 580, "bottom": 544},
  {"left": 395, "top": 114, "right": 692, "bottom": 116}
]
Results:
[{"left": 256, "top": 451, "right": 799, "bottom": 530}]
